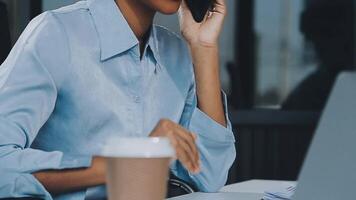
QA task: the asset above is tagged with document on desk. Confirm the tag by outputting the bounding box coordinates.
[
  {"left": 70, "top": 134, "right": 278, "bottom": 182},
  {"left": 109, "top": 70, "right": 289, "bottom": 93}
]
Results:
[{"left": 262, "top": 183, "right": 297, "bottom": 200}]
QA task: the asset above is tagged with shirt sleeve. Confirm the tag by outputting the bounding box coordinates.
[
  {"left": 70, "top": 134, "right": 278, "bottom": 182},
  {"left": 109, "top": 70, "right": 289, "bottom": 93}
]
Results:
[
  {"left": 171, "top": 81, "right": 237, "bottom": 192},
  {"left": 0, "top": 12, "right": 92, "bottom": 200}
]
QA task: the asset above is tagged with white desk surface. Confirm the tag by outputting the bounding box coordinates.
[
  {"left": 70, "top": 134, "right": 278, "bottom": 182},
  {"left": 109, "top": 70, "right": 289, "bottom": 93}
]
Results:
[
  {"left": 220, "top": 179, "right": 296, "bottom": 194},
  {"left": 168, "top": 192, "right": 262, "bottom": 200},
  {"left": 168, "top": 179, "right": 297, "bottom": 200}
]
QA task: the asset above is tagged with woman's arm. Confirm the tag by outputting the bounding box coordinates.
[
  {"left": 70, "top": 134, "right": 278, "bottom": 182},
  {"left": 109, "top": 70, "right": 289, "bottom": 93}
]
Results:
[
  {"left": 179, "top": 0, "right": 227, "bottom": 127},
  {"left": 33, "top": 157, "right": 106, "bottom": 195},
  {"left": 172, "top": 0, "right": 236, "bottom": 192},
  {"left": 189, "top": 45, "right": 226, "bottom": 127}
]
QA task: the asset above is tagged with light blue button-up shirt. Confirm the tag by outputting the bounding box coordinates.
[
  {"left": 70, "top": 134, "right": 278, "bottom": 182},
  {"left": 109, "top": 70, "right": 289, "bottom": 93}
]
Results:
[{"left": 0, "top": 0, "right": 236, "bottom": 199}]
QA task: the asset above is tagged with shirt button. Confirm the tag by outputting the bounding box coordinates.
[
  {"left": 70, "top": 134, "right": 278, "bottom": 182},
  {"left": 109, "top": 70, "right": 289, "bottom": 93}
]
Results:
[{"left": 134, "top": 96, "right": 140, "bottom": 103}]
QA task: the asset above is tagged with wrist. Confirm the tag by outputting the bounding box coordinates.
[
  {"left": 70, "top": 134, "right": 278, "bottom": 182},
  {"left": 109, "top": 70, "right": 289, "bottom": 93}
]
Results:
[
  {"left": 188, "top": 41, "right": 219, "bottom": 50},
  {"left": 91, "top": 156, "right": 107, "bottom": 184},
  {"left": 189, "top": 43, "right": 219, "bottom": 68}
]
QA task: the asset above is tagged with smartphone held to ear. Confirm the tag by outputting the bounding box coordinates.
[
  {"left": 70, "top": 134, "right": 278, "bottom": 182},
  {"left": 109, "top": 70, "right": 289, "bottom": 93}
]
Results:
[{"left": 185, "top": 0, "right": 214, "bottom": 23}]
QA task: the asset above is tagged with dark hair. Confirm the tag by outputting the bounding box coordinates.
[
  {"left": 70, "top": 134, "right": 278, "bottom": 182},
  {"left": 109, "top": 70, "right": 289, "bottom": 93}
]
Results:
[
  {"left": 300, "top": 0, "right": 355, "bottom": 68},
  {"left": 300, "top": 0, "right": 354, "bottom": 40}
]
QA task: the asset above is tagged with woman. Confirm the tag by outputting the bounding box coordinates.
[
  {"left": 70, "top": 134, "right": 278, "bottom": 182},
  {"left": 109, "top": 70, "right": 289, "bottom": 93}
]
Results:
[{"left": 0, "top": 0, "right": 236, "bottom": 199}]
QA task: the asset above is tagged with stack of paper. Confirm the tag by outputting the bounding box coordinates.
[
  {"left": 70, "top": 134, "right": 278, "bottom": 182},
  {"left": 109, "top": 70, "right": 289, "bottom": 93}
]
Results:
[{"left": 262, "top": 184, "right": 297, "bottom": 200}]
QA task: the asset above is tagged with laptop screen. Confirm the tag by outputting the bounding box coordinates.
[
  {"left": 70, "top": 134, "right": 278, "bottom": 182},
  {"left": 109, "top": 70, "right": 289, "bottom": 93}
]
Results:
[{"left": 293, "top": 72, "right": 356, "bottom": 200}]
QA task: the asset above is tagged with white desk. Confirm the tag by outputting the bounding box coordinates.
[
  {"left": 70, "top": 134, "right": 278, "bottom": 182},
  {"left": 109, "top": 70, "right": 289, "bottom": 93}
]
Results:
[
  {"left": 168, "top": 179, "right": 297, "bottom": 200},
  {"left": 220, "top": 179, "right": 296, "bottom": 194},
  {"left": 168, "top": 192, "right": 262, "bottom": 200}
]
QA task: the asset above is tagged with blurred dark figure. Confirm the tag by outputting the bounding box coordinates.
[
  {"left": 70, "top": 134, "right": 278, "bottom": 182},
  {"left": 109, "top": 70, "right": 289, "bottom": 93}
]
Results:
[
  {"left": 282, "top": 0, "right": 355, "bottom": 111},
  {"left": 0, "top": 1, "right": 11, "bottom": 64}
]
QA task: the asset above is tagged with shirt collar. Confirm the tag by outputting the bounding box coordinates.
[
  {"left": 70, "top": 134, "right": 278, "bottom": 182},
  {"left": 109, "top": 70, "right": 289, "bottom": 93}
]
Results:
[
  {"left": 147, "top": 26, "right": 162, "bottom": 67},
  {"left": 88, "top": 0, "right": 162, "bottom": 66}
]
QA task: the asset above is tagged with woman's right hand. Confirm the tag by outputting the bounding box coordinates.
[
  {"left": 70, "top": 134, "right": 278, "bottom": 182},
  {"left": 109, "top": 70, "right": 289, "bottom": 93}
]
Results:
[{"left": 150, "top": 119, "right": 201, "bottom": 174}]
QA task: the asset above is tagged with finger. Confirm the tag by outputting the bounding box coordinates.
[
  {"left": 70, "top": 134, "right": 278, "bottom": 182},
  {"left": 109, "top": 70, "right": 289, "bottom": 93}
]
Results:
[
  {"left": 167, "top": 129, "right": 197, "bottom": 173},
  {"left": 175, "top": 132, "right": 198, "bottom": 169},
  {"left": 192, "top": 133, "right": 198, "bottom": 140},
  {"left": 175, "top": 136, "right": 197, "bottom": 169},
  {"left": 174, "top": 127, "right": 200, "bottom": 169},
  {"left": 174, "top": 124, "right": 196, "bottom": 145},
  {"left": 166, "top": 130, "right": 178, "bottom": 150},
  {"left": 175, "top": 143, "right": 196, "bottom": 172},
  {"left": 210, "top": 0, "right": 227, "bottom": 16},
  {"left": 174, "top": 125, "right": 198, "bottom": 159},
  {"left": 214, "top": 0, "right": 226, "bottom": 9},
  {"left": 190, "top": 132, "right": 200, "bottom": 165},
  {"left": 167, "top": 130, "right": 199, "bottom": 172},
  {"left": 161, "top": 130, "right": 179, "bottom": 160},
  {"left": 187, "top": 131, "right": 200, "bottom": 166}
]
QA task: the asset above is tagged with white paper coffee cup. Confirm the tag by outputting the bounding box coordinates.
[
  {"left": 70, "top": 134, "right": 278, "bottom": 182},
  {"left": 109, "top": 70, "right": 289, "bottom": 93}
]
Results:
[{"left": 102, "top": 137, "right": 175, "bottom": 200}]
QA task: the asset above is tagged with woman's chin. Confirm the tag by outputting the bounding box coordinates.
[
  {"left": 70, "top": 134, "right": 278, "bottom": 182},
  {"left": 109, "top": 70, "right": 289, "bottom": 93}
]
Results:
[
  {"left": 142, "top": 0, "right": 181, "bottom": 15},
  {"left": 158, "top": 6, "right": 180, "bottom": 15}
]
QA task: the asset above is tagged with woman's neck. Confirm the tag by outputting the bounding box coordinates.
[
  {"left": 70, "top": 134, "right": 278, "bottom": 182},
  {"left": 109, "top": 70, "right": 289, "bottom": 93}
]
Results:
[{"left": 115, "top": 0, "right": 155, "bottom": 42}]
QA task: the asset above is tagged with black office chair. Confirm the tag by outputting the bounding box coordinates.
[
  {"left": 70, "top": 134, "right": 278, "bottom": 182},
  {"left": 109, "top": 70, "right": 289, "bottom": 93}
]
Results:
[
  {"left": 0, "top": 2, "right": 11, "bottom": 64},
  {"left": 167, "top": 171, "right": 198, "bottom": 198}
]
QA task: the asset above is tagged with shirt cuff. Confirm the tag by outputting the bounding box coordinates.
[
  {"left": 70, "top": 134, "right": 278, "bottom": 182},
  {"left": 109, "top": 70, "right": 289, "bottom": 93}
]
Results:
[
  {"left": 189, "top": 91, "right": 235, "bottom": 143},
  {"left": 59, "top": 154, "right": 93, "bottom": 169},
  {"left": 0, "top": 173, "right": 53, "bottom": 200}
]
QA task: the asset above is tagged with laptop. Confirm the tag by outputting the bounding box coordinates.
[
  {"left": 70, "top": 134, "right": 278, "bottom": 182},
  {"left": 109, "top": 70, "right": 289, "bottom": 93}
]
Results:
[
  {"left": 293, "top": 72, "right": 356, "bottom": 200},
  {"left": 170, "top": 73, "right": 356, "bottom": 200}
]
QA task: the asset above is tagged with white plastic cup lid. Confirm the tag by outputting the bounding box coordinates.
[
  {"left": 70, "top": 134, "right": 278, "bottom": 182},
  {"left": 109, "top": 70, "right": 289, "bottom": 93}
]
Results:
[{"left": 101, "top": 137, "right": 175, "bottom": 158}]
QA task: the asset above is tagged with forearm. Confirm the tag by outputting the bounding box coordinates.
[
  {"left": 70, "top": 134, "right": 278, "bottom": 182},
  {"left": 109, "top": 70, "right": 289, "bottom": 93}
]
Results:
[
  {"left": 33, "top": 156, "right": 106, "bottom": 195},
  {"left": 189, "top": 44, "right": 226, "bottom": 127}
]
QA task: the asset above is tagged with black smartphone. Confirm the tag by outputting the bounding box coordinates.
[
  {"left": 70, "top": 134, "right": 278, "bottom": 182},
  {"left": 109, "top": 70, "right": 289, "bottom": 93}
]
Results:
[{"left": 185, "top": 0, "right": 214, "bottom": 23}]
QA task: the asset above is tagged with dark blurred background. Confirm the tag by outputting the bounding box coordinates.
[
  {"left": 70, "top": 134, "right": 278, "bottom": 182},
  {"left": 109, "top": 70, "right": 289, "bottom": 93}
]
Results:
[{"left": 0, "top": 0, "right": 355, "bottom": 184}]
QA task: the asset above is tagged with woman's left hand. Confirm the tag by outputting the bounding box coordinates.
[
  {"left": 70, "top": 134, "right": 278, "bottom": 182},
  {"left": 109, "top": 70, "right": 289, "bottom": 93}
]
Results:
[{"left": 179, "top": 0, "right": 226, "bottom": 48}]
